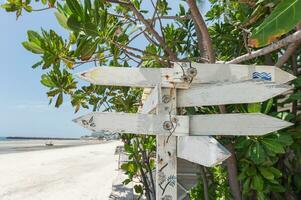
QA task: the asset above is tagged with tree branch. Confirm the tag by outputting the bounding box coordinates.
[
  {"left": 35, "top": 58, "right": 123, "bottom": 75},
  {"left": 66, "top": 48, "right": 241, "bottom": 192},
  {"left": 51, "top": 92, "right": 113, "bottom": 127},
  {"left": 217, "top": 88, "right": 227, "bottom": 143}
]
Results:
[
  {"left": 185, "top": 2, "right": 242, "bottom": 199},
  {"left": 186, "top": 0, "right": 215, "bottom": 63},
  {"left": 226, "top": 30, "right": 301, "bottom": 64},
  {"left": 276, "top": 25, "right": 301, "bottom": 67},
  {"left": 107, "top": 0, "right": 177, "bottom": 61}
]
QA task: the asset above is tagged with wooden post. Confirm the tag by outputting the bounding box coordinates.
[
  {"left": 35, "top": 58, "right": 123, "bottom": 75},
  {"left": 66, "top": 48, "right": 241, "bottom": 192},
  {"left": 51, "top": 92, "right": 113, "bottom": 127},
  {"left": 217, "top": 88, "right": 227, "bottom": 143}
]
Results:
[{"left": 156, "top": 87, "right": 178, "bottom": 200}]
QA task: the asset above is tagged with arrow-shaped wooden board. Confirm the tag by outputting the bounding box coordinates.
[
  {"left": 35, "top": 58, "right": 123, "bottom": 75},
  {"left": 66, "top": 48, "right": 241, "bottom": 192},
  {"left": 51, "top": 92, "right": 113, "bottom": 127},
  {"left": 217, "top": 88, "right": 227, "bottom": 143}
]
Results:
[
  {"left": 73, "top": 112, "right": 189, "bottom": 136},
  {"left": 177, "top": 136, "right": 231, "bottom": 167},
  {"left": 73, "top": 112, "right": 292, "bottom": 136},
  {"left": 177, "top": 81, "right": 292, "bottom": 107},
  {"left": 139, "top": 86, "right": 231, "bottom": 167},
  {"left": 77, "top": 64, "right": 295, "bottom": 88},
  {"left": 185, "top": 63, "right": 296, "bottom": 84}
]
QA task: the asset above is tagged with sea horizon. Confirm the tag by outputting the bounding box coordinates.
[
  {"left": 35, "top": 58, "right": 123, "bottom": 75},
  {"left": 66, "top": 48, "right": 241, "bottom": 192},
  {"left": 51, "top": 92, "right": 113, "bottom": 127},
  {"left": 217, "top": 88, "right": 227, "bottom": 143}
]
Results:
[{"left": 0, "top": 136, "right": 80, "bottom": 141}]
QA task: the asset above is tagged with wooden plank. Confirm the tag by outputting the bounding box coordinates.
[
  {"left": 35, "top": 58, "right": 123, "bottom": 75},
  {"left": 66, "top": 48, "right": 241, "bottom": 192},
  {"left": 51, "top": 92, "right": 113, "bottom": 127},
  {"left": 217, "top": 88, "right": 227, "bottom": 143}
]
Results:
[
  {"left": 190, "top": 113, "right": 293, "bottom": 136},
  {"left": 177, "top": 81, "right": 292, "bottom": 107},
  {"left": 189, "top": 62, "right": 296, "bottom": 84},
  {"left": 156, "top": 88, "right": 178, "bottom": 199},
  {"left": 77, "top": 64, "right": 295, "bottom": 88},
  {"left": 140, "top": 85, "right": 160, "bottom": 114},
  {"left": 177, "top": 136, "right": 231, "bottom": 167},
  {"left": 73, "top": 112, "right": 292, "bottom": 136},
  {"left": 73, "top": 112, "right": 189, "bottom": 136},
  {"left": 138, "top": 86, "right": 227, "bottom": 199},
  {"left": 77, "top": 66, "right": 189, "bottom": 89}
]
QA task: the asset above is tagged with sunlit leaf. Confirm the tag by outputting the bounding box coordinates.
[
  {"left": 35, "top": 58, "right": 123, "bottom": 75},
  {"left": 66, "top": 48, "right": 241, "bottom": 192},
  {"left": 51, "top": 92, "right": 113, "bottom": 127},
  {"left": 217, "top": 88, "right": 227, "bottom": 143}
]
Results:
[
  {"left": 249, "top": 0, "right": 301, "bottom": 47},
  {"left": 22, "top": 41, "right": 44, "bottom": 54},
  {"left": 55, "top": 12, "right": 69, "bottom": 30}
]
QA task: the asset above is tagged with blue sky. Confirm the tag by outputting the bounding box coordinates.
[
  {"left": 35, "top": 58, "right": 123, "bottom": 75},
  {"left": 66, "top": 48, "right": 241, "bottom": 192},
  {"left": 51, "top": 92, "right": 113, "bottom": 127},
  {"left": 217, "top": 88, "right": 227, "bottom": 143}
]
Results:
[
  {"left": 0, "top": 1, "right": 209, "bottom": 138},
  {"left": 0, "top": 7, "right": 90, "bottom": 137}
]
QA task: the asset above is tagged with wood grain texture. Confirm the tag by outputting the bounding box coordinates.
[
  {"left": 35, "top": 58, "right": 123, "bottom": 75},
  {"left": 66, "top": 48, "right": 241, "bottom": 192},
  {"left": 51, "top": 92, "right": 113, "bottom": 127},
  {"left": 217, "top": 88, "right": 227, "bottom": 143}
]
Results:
[
  {"left": 73, "top": 112, "right": 189, "bottom": 136},
  {"left": 190, "top": 63, "right": 296, "bottom": 84},
  {"left": 190, "top": 113, "right": 293, "bottom": 136},
  {"left": 156, "top": 88, "right": 178, "bottom": 199},
  {"left": 177, "top": 136, "right": 231, "bottom": 167},
  {"left": 140, "top": 85, "right": 160, "bottom": 114},
  {"left": 177, "top": 81, "right": 292, "bottom": 107},
  {"left": 77, "top": 64, "right": 295, "bottom": 88}
]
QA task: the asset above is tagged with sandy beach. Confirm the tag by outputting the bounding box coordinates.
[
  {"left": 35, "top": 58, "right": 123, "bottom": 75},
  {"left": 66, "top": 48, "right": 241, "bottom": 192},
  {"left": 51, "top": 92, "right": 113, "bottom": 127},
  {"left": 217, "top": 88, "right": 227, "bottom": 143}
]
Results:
[{"left": 0, "top": 140, "right": 122, "bottom": 200}]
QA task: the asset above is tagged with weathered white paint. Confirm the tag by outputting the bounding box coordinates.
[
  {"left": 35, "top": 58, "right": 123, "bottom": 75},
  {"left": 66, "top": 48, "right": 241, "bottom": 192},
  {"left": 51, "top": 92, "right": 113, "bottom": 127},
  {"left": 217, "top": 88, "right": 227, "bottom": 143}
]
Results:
[
  {"left": 73, "top": 112, "right": 189, "bottom": 136},
  {"left": 77, "top": 66, "right": 189, "bottom": 89},
  {"left": 190, "top": 62, "right": 296, "bottom": 84},
  {"left": 156, "top": 88, "right": 178, "bottom": 200},
  {"left": 177, "top": 136, "right": 231, "bottom": 167},
  {"left": 190, "top": 113, "right": 293, "bottom": 136},
  {"left": 177, "top": 81, "right": 292, "bottom": 107},
  {"left": 73, "top": 112, "right": 292, "bottom": 136},
  {"left": 139, "top": 86, "right": 231, "bottom": 193},
  {"left": 140, "top": 85, "right": 160, "bottom": 114},
  {"left": 77, "top": 64, "right": 295, "bottom": 88}
]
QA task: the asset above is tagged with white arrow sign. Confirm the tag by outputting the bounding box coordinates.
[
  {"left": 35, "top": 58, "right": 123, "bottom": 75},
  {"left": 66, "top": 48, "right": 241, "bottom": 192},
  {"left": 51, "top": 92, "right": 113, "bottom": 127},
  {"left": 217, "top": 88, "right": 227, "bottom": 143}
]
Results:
[
  {"left": 77, "top": 63, "right": 295, "bottom": 88},
  {"left": 177, "top": 136, "right": 231, "bottom": 167},
  {"left": 139, "top": 86, "right": 231, "bottom": 168},
  {"left": 73, "top": 112, "right": 292, "bottom": 136},
  {"left": 177, "top": 81, "right": 292, "bottom": 107}
]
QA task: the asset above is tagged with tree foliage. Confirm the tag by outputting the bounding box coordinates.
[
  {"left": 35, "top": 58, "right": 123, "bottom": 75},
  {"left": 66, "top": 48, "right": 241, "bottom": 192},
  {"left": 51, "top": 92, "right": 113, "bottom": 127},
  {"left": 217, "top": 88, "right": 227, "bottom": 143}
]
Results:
[{"left": 2, "top": 0, "right": 301, "bottom": 199}]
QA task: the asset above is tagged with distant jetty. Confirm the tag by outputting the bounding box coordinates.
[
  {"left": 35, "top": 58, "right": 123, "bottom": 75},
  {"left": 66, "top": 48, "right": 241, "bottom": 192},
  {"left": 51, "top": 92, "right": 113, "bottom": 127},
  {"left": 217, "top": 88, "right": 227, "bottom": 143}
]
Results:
[{"left": 6, "top": 137, "right": 79, "bottom": 140}]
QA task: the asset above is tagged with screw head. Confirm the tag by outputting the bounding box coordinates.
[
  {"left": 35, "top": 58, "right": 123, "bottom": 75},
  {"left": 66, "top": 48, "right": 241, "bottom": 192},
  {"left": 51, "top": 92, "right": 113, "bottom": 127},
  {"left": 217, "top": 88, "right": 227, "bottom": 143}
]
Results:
[
  {"left": 181, "top": 75, "right": 191, "bottom": 83},
  {"left": 163, "top": 121, "right": 173, "bottom": 130},
  {"left": 187, "top": 67, "right": 197, "bottom": 77},
  {"left": 162, "top": 95, "right": 171, "bottom": 104}
]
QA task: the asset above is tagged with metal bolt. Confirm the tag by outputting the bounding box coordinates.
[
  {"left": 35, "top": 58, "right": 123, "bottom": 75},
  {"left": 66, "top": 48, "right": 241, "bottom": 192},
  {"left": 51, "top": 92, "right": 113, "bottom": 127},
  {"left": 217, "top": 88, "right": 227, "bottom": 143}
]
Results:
[
  {"left": 162, "top": 95, "right": 171, "bottom": 104},
  {"left": 171, "top": 117, "right": 178, "bottom": 124},
  {"left": 187, "top": 67, "right": 197, "bottom": 77},
  {"left": 181, "top": 75, "right": 191, "bottom": 83},
  {"left": 163, "top": 121, "right": 173, "bottom": 130}
]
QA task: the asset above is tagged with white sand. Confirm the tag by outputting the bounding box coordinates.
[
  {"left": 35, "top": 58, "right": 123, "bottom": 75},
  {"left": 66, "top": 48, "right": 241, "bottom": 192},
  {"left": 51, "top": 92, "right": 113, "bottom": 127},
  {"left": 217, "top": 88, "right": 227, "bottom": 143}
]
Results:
[{"left": 0, "top": 140, "right": 122, "bottom": 200}]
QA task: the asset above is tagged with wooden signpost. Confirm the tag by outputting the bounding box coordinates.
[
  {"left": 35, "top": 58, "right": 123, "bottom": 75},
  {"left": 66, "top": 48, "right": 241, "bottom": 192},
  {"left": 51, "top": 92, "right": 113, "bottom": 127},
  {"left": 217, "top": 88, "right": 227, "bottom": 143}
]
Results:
[{"left": 74, "top": 62, "right": 295, "bottom": 200}]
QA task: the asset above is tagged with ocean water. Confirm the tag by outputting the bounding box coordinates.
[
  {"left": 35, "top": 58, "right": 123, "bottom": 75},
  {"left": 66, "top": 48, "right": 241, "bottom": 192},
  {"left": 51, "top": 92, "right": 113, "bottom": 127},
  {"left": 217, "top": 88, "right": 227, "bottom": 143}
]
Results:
[{"left": 0, "top": 137, "right": 7, "bottom": 141}]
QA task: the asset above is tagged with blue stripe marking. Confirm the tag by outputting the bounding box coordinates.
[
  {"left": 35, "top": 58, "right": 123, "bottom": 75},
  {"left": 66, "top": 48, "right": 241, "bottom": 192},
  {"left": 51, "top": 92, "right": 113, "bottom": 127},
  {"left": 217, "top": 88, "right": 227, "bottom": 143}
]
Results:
[{"left": 252, "top": 72, "right": 272, "bottom": 81}]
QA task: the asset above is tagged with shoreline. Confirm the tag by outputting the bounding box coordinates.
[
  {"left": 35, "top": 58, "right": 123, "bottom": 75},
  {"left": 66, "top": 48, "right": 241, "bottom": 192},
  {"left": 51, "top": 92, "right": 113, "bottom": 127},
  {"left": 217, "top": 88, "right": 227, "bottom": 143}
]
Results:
[{"left": 0, "top": 139, "right": 113, "bottom": 155}]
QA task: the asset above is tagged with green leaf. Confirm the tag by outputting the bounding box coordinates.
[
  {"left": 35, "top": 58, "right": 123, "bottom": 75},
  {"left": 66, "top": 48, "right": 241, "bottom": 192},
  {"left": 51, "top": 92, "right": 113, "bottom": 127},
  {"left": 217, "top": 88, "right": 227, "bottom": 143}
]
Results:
[
  {"left": 261, "top": 138, "right": 285, "bottom": 154},
  {"left": 248, "top": 142, "right": 266, "bottom": 164},
  {"left": 122, "top": 178, "right": 131, "bottom": 185},
  {"left": 27, "top": 30, "right": 42, "bottom": 44},
  {"left": 67, "top": 14, "right": 82, "bottom": 32},
  {"left": 80, "top": 39, "right": 97, "bottom": 60},
  {"left": 289, "top": 92, "right": 301, "bottom": 100},
  {"left": 55, "top": 12, "right": 69, "bottom": 30},
  {"left": 134, "top": 185, "right": 143, "bottom": 194},
  {"left": 48, "top": 0, "right": 56, "bottom": 7},
  {"left": 66, "top": 0, "right": 83, "bottom": 17},
  {"left": 277, "top": 134, "right": 293, "bottom": 146},
  {"left": 41, "top": 74, "right": 55, "bottom": 87},
  {"left": 268, "top": 167, "right": 282, "bottom": 178},
  {"left": 252, "top": 175, "right": 264, "bottom": 191},
  {"left": 258, "top": 167, "right": 274, "bottom": 180},
  {"left": 263, "top": 99, "right": 273, "bottom": 114},
  {"left": 55, "top": 93, "right": 63, "bottom": 108},
  {"left": 22, "top": 41, "right": 44, "bottom": 54},
  {"left": 249, "top": 0, "right": 301, "bottom": 47},
  {"left": 248, "top": 102, "right": 261, "bottom": 113}
]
